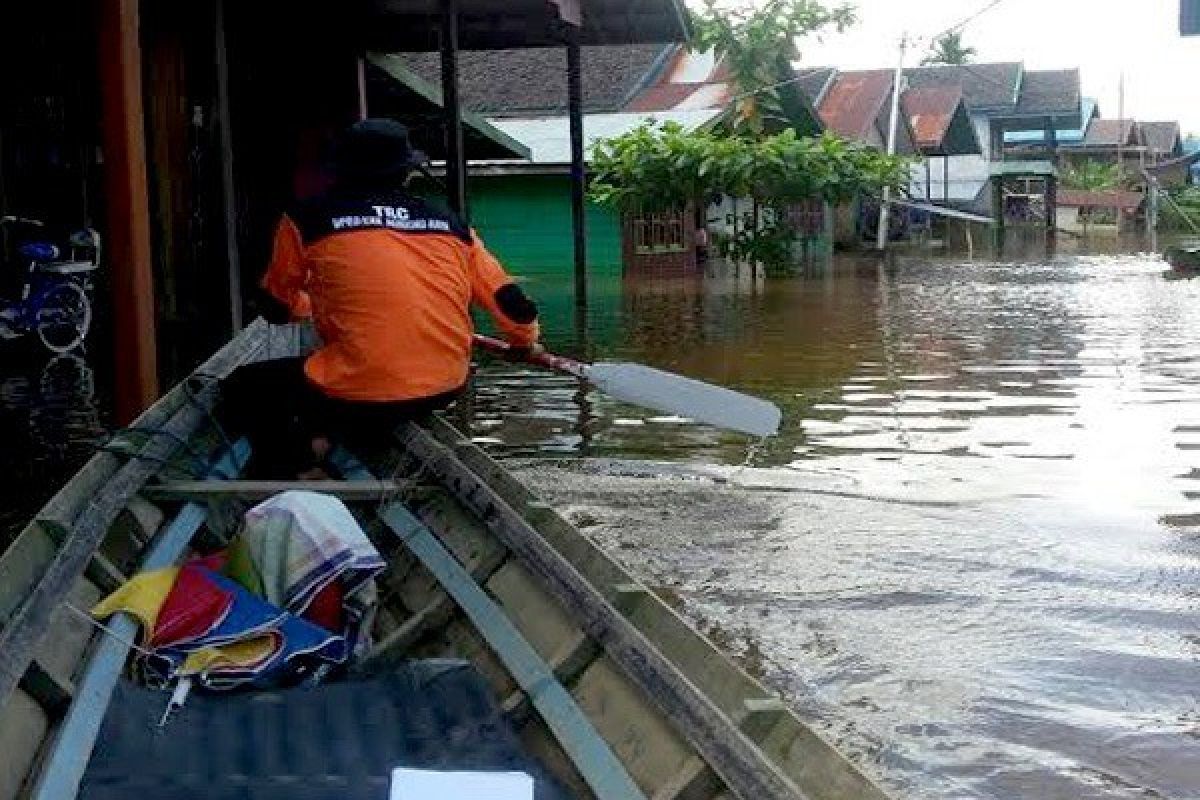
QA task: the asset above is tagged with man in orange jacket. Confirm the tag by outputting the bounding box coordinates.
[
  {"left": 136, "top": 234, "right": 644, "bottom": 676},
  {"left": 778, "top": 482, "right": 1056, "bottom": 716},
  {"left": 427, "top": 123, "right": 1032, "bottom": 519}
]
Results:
[{"left": 218, "top": 119, "right": 541, "bottom": 477}]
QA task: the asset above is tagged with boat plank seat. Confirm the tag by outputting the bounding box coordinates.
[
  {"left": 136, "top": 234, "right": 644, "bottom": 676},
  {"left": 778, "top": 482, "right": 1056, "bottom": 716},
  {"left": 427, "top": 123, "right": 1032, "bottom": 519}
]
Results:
[{"left": 142, "top": 479, "right": 412, "bottom": 502}]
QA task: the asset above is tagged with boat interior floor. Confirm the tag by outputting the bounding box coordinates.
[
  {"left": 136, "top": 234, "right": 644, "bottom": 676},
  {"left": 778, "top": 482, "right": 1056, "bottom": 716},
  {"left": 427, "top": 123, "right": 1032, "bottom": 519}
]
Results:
[{"left": 79, "top": 659, "right": 569, "bottom": 800}]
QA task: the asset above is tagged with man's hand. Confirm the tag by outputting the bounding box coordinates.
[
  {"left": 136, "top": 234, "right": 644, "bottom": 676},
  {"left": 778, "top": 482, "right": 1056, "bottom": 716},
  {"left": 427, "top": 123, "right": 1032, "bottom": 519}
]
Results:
[{"left": 504, "top": 341, "right": 546, "bottom": 362}]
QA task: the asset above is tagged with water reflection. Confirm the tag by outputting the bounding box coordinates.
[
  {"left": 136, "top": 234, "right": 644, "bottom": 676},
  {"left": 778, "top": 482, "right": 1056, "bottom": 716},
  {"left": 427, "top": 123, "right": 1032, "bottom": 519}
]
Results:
[
  {"left": 473, "top": 252, "right": 1200, "bottom": 799},
  {"left": 0, "top": 348, "right": 109, "bottom": 547}
]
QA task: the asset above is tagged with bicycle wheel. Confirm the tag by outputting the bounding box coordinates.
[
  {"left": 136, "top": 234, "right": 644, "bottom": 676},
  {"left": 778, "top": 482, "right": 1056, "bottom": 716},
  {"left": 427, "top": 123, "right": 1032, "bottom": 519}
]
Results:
[{"left": 35, "top": 282, "right": 92, "bottom": 354}]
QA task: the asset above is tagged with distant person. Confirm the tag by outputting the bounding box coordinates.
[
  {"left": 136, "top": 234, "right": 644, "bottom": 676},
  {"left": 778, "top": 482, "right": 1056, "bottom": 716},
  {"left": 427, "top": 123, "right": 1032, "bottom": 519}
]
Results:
[{"left": 218, "top": 119, "right": 541, "bottom": 477}]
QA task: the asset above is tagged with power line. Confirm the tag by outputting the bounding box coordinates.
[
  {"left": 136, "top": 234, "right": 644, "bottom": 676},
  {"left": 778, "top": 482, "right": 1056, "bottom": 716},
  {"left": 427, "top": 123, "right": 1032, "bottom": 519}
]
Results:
[{"left": 925, "top": 0, "right": 1009, "bottom": 44}]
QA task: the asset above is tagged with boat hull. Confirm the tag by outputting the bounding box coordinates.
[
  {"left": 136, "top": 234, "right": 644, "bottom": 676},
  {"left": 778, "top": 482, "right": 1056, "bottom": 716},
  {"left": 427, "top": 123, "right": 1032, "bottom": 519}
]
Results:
[{"left": 0, "top": 322, "right": 892, "bottom": 800}]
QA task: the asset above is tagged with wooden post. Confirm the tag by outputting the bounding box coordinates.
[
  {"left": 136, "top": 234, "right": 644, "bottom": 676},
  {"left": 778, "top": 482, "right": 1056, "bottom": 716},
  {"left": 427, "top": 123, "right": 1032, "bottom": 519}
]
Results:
[
  {"left": 214, "top": 0, "right": 242, "bottom": 334},
  {"left": 567, "top": 33, "right": 588, "bottom": 319},
  {"left": 356, "top": 56, "right": 369, "bottom": 121},
  {"left": 439, "top": 0, "right": 466, "bottom": 218},
  {"left": 991, "top": 177, "right": 1006, "bottom": 253},
  {"left": 99, "top": 0, "right": 159, "bottom": 422}
]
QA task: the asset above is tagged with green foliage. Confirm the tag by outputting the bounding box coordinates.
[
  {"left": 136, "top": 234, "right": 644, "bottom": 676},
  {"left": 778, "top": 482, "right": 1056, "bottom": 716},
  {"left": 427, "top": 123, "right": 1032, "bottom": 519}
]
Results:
[
  {"left": 589, "top": 123, "right": 908, "bottom": 211},
  {"left": 690, "top": 0, "right": 855, "bottom": 133},
  {"left": 921, "top": 32, "right": 977, "bottom": 66},
  {"left": 1061, "top": 161, "right": 1119, "bottom": 191},
  {"left": 589, "top": 123, "right": 909, "bottom": 270},
  {"left": 1160, "top": 185, "right": 1200, "bottom": 231}
]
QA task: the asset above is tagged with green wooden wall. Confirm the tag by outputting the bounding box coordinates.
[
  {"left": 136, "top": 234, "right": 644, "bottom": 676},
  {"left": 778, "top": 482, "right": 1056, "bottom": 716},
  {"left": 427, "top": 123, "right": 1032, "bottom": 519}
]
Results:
[{"left": 466, "top": 173, "right": 624, "bottom": 280}]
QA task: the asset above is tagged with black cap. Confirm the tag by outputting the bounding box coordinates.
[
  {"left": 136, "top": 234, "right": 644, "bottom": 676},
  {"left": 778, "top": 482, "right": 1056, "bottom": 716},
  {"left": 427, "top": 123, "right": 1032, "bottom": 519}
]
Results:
[{"left": 335, "top": 118, "right": 428, "bottom": 182}]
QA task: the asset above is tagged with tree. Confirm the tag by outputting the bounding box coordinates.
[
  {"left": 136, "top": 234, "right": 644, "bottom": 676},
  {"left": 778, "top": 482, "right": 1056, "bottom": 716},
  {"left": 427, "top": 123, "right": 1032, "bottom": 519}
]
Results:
[
  {"left": 691, "top": 0, "right": 855, "bottom": 134},
  {"left": 589, "top": 124, "right": 909, "bottom": 269},
  {"left": 1061, "top": 161, "right": 1119, "bottom": 191},
  {"left": 922, "top": 31, "right": 977, "bottom": 66}
]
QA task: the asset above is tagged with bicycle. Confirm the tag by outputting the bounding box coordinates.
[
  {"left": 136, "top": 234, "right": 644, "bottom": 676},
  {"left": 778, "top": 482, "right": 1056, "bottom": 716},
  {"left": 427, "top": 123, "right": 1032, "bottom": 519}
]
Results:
[{"left": 0, "top": 216, "right": 100, "bottom": 354}]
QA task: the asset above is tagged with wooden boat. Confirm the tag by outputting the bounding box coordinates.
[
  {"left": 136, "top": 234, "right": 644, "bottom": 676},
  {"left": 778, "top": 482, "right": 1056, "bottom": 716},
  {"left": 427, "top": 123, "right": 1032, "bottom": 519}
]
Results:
[{"left": 0, "top": 320, "right": 891, "bottom": 800}]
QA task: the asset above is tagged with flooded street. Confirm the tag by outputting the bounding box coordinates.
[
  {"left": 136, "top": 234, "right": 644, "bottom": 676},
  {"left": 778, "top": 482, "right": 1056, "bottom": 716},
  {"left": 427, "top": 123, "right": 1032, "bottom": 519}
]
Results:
[
  {"left": 2, "top": 249, "right": 1199, "bottom": 798},
  {"left": 471, "top": 252, "right": 1200, "bottom": 799}
]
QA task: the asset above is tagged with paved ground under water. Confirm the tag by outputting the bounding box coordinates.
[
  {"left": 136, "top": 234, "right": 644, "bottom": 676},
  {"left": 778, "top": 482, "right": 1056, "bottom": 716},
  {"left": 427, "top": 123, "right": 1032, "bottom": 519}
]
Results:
[{"left": 4, "top": 247, "right": 1200, "bottom": 798}]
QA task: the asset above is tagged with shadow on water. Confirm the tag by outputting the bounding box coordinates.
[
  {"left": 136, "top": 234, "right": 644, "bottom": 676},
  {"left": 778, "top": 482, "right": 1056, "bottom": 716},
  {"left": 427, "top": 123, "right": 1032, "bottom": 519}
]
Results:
[{"left": 0, "top": 344, "right": 110, "bottom": 549}]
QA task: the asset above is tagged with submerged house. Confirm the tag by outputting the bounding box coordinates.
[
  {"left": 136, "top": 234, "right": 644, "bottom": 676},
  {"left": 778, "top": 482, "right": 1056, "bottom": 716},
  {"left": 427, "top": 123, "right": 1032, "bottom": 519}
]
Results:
[
  {"left": 403, "top": 44, "right": 829, "bottom": 275},
  {"left": 401, "top": 44, "right": 683, "bottom": 277},
  {"left": 798, "top": 62, "right": 1082, "bottom": 232},
  {"left": 904, "top": 86, "right": 983, "bottom": 202}
]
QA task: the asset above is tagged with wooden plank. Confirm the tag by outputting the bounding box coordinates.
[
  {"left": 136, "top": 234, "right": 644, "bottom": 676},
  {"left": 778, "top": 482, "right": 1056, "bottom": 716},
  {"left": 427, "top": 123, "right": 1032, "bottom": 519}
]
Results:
[
  {"left": 17, "top": 660, "right": 74, "bottom": 718},
  {"left": 379, "top": 502, "right": 646, "bottom": 800},
  {"left": 396, "top": 423, "right": 808, "bottom": 800},
  {"left": 28, "top": 443, "right": 248, "bottom": 800},
  {"left": 142, "top": 479, "right": 410, "bottom": 502},
  {"left": 0, "top": 691, "right": 47, "bottom": 800},
  {"left": 38, "top": 520, "right": 125, "bottom": 596},
  {"left": 654, "top": 700, "right": 787, "bottom": 800}
]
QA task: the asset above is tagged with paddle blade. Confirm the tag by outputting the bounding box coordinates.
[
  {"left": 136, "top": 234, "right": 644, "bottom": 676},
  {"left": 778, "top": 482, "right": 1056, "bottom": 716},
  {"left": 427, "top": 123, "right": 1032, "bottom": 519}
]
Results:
[{"left": 585, "top": 363, "right": 781, "bottom": 437}]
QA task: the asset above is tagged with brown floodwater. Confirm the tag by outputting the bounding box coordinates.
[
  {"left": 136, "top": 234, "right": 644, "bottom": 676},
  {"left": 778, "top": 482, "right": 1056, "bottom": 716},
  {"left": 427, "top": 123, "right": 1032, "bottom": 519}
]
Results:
[
  {"left": 469, "top": 250, "right": 1200, "bottom": 799},
  {"left": 3, "top": 245, "right": 1199, "bottom": 798}
]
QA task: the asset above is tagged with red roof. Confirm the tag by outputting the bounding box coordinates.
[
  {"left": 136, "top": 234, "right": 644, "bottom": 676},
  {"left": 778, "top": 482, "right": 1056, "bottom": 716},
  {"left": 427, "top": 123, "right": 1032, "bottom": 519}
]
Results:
[
  {"left": 903, "top": 86, "right": 962, "bottom": 149},
  {"left": 816, "top": 70, "right": 894, "bottom": 142},
  {"left": 625, "top": 83, "right": 707, "bottom": 111}
]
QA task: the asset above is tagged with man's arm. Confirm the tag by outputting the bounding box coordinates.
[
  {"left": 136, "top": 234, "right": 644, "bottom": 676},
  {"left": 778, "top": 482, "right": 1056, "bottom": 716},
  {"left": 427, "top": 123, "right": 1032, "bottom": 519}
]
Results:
[
  {"left": 468, "top": 235, "right": 540, "bottom": 348},
  {"left": 260, "top": 215, "right": 312, "bottom": 324}
]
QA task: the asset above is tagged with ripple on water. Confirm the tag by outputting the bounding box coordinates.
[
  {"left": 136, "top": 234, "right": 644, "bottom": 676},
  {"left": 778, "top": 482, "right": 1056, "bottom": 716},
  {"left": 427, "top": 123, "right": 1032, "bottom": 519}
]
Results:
[{"left": 477, "top": 254, "right": 1200, "bottom": 799}]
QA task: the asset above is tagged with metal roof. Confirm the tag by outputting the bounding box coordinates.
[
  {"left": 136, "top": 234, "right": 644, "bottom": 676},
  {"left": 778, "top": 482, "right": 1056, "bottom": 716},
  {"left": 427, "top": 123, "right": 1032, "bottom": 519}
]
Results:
[
  {"left": 366, "top": 54, "right": 532, "bottom": 160},
  {"left": 794, "top": 67, "right": 837, "bottom": 107},
  {"left": 1072, "top": 118, "right": 1142, "bottom": 149},
  {"left": 816, "top": 70, "right": 894, "bottom": 143},
  {"left": 903, "top": 63, "right": 1022, "bottom": 110},
  {"left": 903, "top": 86, "right": 979, "bottom": 156},
  {"left": 1140, "top": 121, "right": 1183, "bottom": 155},
  {"left": 397, "top": 44, "right": 674, "bottom": 116},
  {"left": 359, "top": 0, "right": 690, "bottom": 50},
  {"left": 484, "top": 109, "right": 722, "bottom": 164},
  {"left": 1011, "top": 69, "right": 1081, "bottom": 120}
]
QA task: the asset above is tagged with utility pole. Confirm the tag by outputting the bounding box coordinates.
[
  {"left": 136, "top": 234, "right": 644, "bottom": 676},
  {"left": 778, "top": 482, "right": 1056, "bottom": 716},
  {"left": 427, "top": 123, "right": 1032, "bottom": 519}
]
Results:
[
  {"left": 877, "top": 34, "right": 908, "bottom": 251},
  {"left": 1116, "top": 72, "right": 1126, "bottom": 188}
]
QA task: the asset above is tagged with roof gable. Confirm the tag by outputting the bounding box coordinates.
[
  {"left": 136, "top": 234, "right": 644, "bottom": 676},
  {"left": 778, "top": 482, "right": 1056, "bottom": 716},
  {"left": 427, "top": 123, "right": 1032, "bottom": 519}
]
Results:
[
  {"left": 902, "top": 62, "right": 1022, "bottom": 110},
  {"left": 903, "top": 86, "right": 979, "bottom": 155},
  {"left": 1080, "top": 118, "right": 1141, "bottom": 148},
  {"left": 815, "top": 70, "right": 917, "bottom": 154},
  {"left": 1140, "top": 121, "right": 1183, "bottom": 155},
  {"left": 817, "top": 70, "right": 894, "bottom": 142},
  {"left": 1012, "top": 69, "right": 1081, "bottom": 121}
]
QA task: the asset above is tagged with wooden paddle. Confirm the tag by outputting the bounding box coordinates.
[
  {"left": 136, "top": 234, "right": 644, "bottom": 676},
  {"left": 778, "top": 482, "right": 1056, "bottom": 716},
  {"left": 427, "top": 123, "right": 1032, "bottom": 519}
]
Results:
[{"left": 473, "top": 334, "right": 782, "bottom": 437}]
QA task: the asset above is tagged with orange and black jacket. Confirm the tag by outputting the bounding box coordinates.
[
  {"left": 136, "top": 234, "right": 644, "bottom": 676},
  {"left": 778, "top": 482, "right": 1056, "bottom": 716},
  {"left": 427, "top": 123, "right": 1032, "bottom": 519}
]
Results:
[{"left": 261, "top": 185, "right": 539, "bottom": 403}]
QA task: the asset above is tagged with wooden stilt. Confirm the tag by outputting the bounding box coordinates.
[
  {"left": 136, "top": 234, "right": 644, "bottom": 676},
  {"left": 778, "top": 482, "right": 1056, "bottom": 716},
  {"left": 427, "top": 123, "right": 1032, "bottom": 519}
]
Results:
[
  {"left": 567, "top": 33, "right": 588, "bottom": 321},
  {"left": 439, "top": 0, "right": 466, "bottom": 218},
  {"left": 214, "top": 0, "right": 242, "bottom": 334},
  {"left": 99, "top": 0, "right": 159, "bottom": 422}
]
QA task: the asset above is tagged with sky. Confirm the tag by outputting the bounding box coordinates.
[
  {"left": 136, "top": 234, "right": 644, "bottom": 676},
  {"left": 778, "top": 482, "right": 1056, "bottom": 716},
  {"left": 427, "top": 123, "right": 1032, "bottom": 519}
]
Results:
[{"left": 788, "top": 0, "right": 1200, "bottom": 134}]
